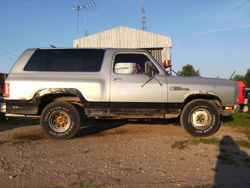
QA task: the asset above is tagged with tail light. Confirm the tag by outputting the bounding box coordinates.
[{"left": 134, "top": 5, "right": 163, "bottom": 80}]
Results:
[
  {"left": 4, "top": 82, "right": 10, "bottom": 98},
  {"left": 242, "top": 86, "right": 245, "bottom": 98}
]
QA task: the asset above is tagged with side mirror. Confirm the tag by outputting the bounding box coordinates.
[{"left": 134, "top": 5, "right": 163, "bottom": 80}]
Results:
[
  {"left": 145, "top": 61, "right": 153, "bottom": 76},
  {"left": 142, "top": 61, "right": 162, "bottom": 87}
]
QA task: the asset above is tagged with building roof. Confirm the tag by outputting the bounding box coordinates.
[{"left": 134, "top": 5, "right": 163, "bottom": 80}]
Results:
[{"left": 74, "top": 26, "right": 172, "bottom": 48}]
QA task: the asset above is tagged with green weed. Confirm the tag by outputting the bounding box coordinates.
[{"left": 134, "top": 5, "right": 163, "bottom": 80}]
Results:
[
  {"left": 171, "top": 140, "right": 189, "bottom": 149},
  {"left": 221, "top": 113, "right": 250, "bottom": 128}
]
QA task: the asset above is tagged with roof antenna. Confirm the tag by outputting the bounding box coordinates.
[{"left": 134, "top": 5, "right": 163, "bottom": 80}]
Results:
[{"left": 230, "top": 70, "right": 236, "bottom": 80}]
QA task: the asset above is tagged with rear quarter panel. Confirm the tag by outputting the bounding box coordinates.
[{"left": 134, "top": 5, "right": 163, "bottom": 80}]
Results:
[{"left": 5, "top": 49, "right": 112, "bottom": 102}]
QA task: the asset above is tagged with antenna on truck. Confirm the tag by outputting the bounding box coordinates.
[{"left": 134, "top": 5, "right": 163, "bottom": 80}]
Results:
[{"left": 230, "top": 70, "right": 236, "bottom": 80}]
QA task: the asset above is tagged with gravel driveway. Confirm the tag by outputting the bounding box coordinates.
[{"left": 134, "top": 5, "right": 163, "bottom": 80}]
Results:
[{"left": 1, "top": 118, "right": 250, "bottom": 188}]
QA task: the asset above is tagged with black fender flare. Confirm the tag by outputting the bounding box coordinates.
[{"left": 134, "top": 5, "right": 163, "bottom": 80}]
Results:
[
  {"left": 182, "top": 91, "right": 222, "bottom": 111},
  {"left": 33, "top": 88, "right": 88, "bottom": 104}
]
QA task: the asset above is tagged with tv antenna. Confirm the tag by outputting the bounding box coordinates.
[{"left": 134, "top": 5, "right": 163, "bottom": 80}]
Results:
[
  {"left": 141, "top": 0, "right": 146, "bottom": 31},
  {"left": 72, "top": 1, "right": 96, "bottom": 37}
]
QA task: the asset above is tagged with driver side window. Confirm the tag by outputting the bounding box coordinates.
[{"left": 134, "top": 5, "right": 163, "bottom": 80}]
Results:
[{"left": 113, "top": 53, "right": 159, "bottom": 75}]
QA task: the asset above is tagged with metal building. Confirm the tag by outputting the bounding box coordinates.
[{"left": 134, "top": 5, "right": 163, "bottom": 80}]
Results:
[{"left": 73, "top": 26, "right": 172, "bottom": 65}]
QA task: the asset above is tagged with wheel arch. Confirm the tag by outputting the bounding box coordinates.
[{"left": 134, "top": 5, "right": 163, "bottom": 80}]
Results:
[
  {"left": 182, "top": 92, "right": 222, "bottom": 113},
  {"left": 32, "top": 88, "right": 87, "bottom": 114}
]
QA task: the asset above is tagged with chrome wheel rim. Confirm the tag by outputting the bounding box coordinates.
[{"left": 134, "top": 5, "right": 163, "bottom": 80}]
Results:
[
  {"left": 48, "top": 110, "right": 71, "bottom": 132},
  {"left": 191, "top": 108, "right": 212, "bottom": 130}
]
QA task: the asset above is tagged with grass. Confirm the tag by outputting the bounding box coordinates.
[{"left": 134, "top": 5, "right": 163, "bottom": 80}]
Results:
[
  {"left": 171, "top": 140, "right": 189, "bottom": 149},
  {"left": 222, "top": 113, "right": 250, "bottom": 141},
  {"left": 172, "top": 138, "right": 221, "bottom": 150},
  {"left": 241, "top": 127, "right": 250, "bottom": 140},
  {"left": 173, "top": 136, "right": 250, "bottom": 149},
  {"left": 235, "top": 140, "right": 250, "bottom": 148},
  {"left": 171, "top": 113, "right": 250, "bottom": 150},
  {"left": 221, "top": 113, "right": 250, "bottom": 128},
  {"left": 185, "top": 184, "right": 211, "bottom": 188},
  {"left": 196, "top": 138, "right": 221, "bottom": 145},
  {"left": 217, "top": 154, "right": 236, "bottom": 166}
]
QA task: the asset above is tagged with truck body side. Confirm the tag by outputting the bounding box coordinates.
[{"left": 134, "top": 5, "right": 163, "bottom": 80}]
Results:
[{"left": 3, "top": 48, "right": 239, "bottom": 139}]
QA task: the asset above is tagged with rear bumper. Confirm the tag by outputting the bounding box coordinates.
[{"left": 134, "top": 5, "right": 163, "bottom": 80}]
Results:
[
  {"left": 0, "top": 102, "right": 6, "bottom": 113},
  {"left": 5, "top": 100, "right": 40, "bottom": 115}
]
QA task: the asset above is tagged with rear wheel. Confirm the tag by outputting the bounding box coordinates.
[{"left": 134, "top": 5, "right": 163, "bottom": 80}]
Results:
[
  {"left": 41, "top": 101, "right": 80, "bottom": 139},
  {"left": 180, "top": 99, "right": 220, "bottom": 137}
]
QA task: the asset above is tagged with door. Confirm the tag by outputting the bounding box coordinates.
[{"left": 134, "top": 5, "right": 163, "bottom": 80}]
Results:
[{"left": 110, "top": 53, "right": 167, "bottom": 104}]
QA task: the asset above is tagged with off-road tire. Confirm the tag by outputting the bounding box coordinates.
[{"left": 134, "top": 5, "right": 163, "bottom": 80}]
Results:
[
  {"left": 41, "top": 101, "right": 81, "bottom": 139},
  {"left": 180, "top": 99, "right": 220, "bottom": 137}
]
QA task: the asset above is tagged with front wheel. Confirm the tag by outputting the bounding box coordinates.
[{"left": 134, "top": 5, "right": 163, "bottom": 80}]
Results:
[
  {"left": 41, "top": 101, "right": 81, "bottom": 139},
  {"left": 180, "top": 99, "right": 221, "bottom": 137}
]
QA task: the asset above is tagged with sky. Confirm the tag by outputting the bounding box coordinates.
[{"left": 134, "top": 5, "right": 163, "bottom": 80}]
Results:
[{"left": 0, "top": 0, "right": 250, "bottom": 79}]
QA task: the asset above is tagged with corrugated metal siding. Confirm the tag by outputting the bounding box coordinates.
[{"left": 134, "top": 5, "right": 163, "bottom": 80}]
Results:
[
  {"left": 147, "top": 48, "right": 163, "bottom": 63},
  {"left": 74, "top": 26, "right": 172, "bottom": 48}
]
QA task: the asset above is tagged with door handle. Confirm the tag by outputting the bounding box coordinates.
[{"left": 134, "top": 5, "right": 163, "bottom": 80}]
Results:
[{"left": 113, "top": 78, "right": 122, "bottom": 81}]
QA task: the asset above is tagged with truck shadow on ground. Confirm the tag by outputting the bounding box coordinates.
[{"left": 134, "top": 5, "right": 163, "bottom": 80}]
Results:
[
  {"left": 0, "top": 118, "right": 40, "bottom": 132},
  {"left": 212, "top": 135, "right": 250, "bottom": 188},
  {"left": 0, "top": 117, "right": 181, "bottom": 139},
  {"left": 76, "top": 118, "right": 180, "bottom": 138}
]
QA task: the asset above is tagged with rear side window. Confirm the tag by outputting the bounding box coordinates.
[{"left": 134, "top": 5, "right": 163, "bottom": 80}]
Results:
[{"left": 24, "top": 49, "right": 105, "bottom": 72}]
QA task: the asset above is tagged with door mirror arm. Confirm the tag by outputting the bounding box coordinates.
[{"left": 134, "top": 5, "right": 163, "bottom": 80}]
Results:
[{"left": 142, "top": 61, "right": 162, "bottom": 87}]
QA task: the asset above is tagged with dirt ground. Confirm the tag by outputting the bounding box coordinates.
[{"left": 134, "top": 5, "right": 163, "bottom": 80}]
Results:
[{"left": 0, "top": 118, "right": 250, "bottom": 188}]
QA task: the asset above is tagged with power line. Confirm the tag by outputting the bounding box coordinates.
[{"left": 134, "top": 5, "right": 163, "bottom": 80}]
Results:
[
  {"left": 0, "top": 52, "right": 17, "bottom": 61},
  {"left": 0, "top": 48, "right": 17, "bottom": 73},
  {"left": 0, "top": 59, "right": 13, "bottom": 65},
  {"left": 0, "top": 48, "right": 18, "bottom": 58}
]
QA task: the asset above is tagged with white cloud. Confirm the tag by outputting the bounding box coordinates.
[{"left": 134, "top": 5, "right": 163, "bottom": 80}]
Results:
[{"left": 195, "top": 24, "right": 250, "bottom": 35}]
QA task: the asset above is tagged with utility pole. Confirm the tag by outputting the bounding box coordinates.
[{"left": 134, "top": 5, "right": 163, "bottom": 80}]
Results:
[
  {"left": 142, "top": 0, "right": 146, "bottom": 31},
  {"left": 72, "top": 2, "right": 95, "bottom": 37}
]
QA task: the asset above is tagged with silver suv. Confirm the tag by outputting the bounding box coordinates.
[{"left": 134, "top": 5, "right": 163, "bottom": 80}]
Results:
[{"left": 4, "top": 48, "right": 239, "bottom": 139}]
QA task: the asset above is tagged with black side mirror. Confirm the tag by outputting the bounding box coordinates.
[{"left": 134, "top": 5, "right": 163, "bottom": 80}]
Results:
[{"left": 142, "top": 61, "right": 162, "bottom": 87}]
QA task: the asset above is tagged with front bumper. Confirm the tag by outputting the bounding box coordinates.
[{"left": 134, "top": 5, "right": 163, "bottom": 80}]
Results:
[
  {"left": 222, "top": 104, "right": 240, "bottom": 116},
  {"left": 233, "top": 104, "right": 241, "bottom": 114}
]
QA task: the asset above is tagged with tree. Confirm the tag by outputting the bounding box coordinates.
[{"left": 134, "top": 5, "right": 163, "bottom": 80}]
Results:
[
  {"left": 0, "top": 73, "right": 5, "bottom": 96},
  {"left": 245, "top": 69, "right": 250, "bottom": 87},
  {"left": 177, "top": 64, "right": 200, "bottom": 76},
  {"left": 233, "top": 74, "right": 246, "bottom": 84},
  {"left": 0, "top": 73, "right": 8, "bottom": 96},
  {"left": 232, "top": 69, "right": 250, "bottom": 87}
]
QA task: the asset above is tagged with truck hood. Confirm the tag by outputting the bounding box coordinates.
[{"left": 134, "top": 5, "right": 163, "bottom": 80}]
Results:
[
  {"left": 168, "top": 76, "right": 236, "bottom": 87},
  {"left": 166, "top": 76, "right": 238, "bottom": 105}
]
